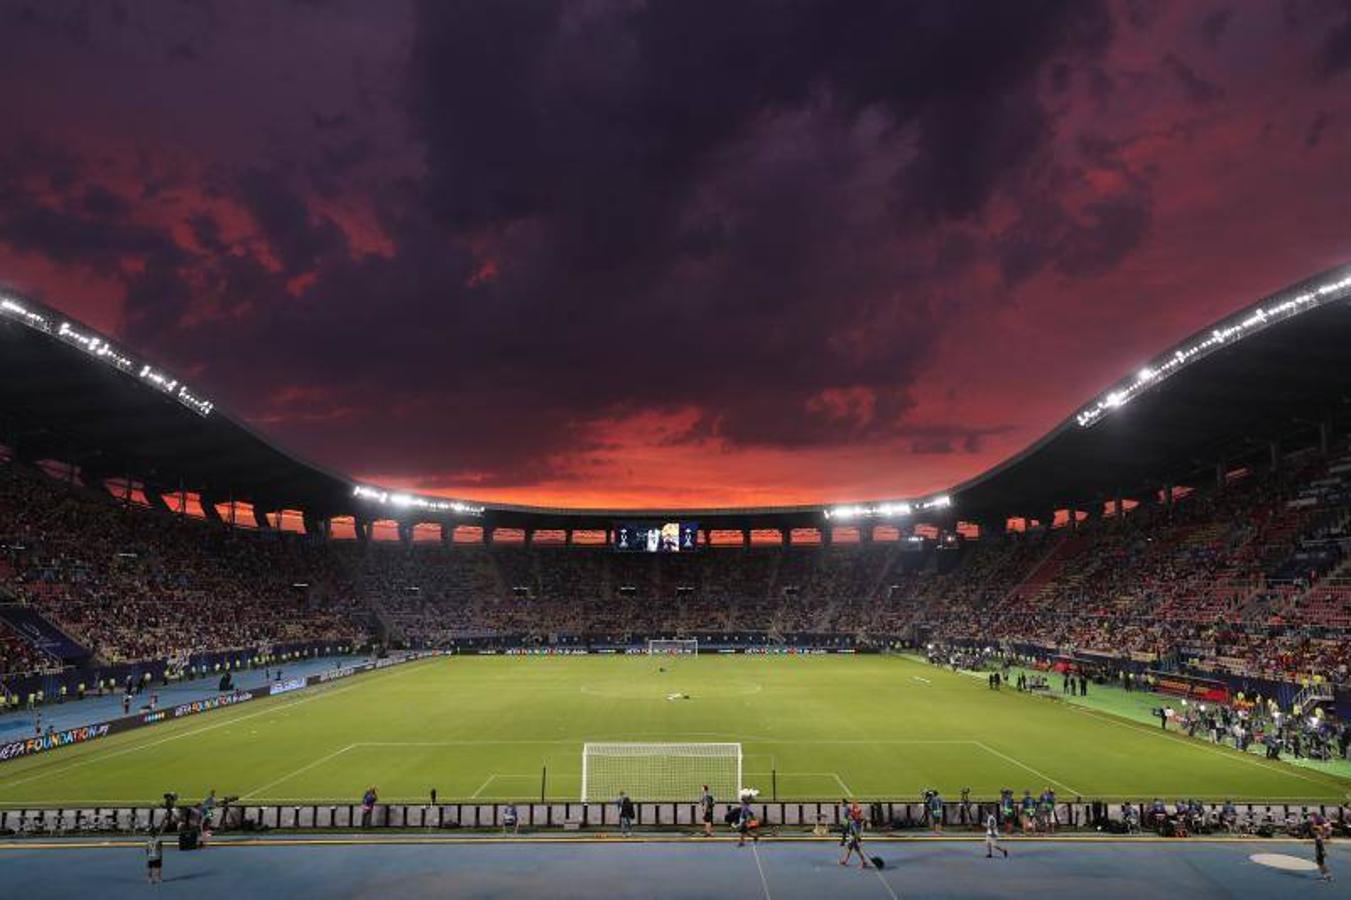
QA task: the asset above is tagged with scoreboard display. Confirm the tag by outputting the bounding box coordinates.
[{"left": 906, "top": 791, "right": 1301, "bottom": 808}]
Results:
[{"left": 612, "top": 521, "right": 699, "bottom": 553}]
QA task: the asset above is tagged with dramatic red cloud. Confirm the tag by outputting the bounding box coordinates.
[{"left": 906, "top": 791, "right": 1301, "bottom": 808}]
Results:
[{"left": 1, "top": 1, "right": 1349, "bottom": 508}]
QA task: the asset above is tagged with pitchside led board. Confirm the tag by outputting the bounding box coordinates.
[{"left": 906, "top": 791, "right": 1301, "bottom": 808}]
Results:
[{"left": 612, "top": 521, "right": 699, "bottom": 553}]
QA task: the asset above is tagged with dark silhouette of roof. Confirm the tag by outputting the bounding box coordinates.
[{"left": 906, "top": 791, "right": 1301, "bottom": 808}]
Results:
[{"left": 1, "top": 262, "right": 1349, "bottom": 533}]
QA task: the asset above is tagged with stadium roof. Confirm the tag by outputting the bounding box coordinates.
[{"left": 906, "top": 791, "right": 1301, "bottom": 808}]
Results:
[{"left": 2, "top": 263, "right": 1350, "bottom": 534}]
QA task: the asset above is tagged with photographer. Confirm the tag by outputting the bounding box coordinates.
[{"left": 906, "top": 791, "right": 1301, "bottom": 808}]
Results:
[
  {"left": 924, "top": 789, "right": 944, "bottom": 833},
  {"left": 201, "top": 789, "right": 217, "bottom": 837},
  {"left": 958, "top": 787, "right": 973, "bottom": 826}
]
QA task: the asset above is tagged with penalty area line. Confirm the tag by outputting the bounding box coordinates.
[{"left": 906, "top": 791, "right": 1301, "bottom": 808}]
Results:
[
  {"left": 241, "top": 745, "right": 356, "bottom": 801},
  {"left": 973, "top": 741, "right": 1082, "bottom": 797},
  {"left": 469, "top": 776, "right": 495, "bottom": 799}
]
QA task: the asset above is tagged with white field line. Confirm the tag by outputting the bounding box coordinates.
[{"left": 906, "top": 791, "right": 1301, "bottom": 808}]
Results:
[
  {"left": 873, "top": 865, "right": 901, "bottom": 900},
  {"left": 348, "top": 739, "right": 980, "bottom": 746},
  {"left": 240, "top": 745, "right": 356, "bottom": 800},
  {"left": 469, "top": 775, "right": 497, "bottom": 799},
  {"left": 743, "top": 754, "right": 777, "bottom": 775},
  {"left": 1066, "top": 705, "right": 1342, "bottom": 790},
  {"left": 974, "top": 664, "right": 1346, "bottom": 793},
  {"left": 911, "top": 676, "right": 931, "bottom": 685},
  {"left": 750, "top": 840, "right": 773, "bottom": 900},
  {"left": 354, "top": 741, "right": 573, "bottom": 746},
  {"left": 972, "top": 741, "right": 1083, "bottom": 797},
  {"left": 6, "top": 791, "right": 1345, "bottom": 807},
  {"left": 0, "top": 661, "right": 429, "bottom": 794},
  {"left": 831, "top": 773, "right": 855, "bottom": 796}
]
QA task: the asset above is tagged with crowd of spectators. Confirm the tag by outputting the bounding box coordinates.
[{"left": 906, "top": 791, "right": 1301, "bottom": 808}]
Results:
[
  {"left": 0, "top": 440, "right": 1348, "bottom": 691},
  {"left": 0, "top": 463, "right": 367, "bottom": 675}
]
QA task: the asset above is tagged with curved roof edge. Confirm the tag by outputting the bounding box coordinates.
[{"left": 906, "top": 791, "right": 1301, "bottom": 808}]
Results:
[
  {"left": 943, "top": 262, "right": 1351, "bottom": 510},
  {"left": 2, "top": 260, "right": 1349, "bottom": 530}
]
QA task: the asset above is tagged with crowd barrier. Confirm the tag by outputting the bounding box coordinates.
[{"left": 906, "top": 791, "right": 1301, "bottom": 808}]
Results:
[
  {"left": 0, "top": 800, "right": 1345, "bottom": 837},
  {"left": 0, "top": 651, "right": 441, "bottom": 765}
]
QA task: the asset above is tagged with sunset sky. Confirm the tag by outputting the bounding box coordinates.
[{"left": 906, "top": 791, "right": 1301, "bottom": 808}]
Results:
[{"left": 1, "top": 0, "right": 1349, "bottom": 508}]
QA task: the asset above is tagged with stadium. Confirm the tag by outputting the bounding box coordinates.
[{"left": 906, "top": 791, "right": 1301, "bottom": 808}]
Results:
[
  {"left": 4, "top": 3, "right": 1351, "bottom": 897},
  {"left": 2, "top": 263, "right": 1350, "bottom": 895}
]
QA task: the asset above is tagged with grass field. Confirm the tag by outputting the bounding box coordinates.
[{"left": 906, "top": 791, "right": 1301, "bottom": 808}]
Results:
[{"left": 0, "top": 655, "right": 1347, "bottom": 806}]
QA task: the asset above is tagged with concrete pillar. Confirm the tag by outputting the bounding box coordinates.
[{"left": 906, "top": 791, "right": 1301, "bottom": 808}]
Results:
[
  {"left": 1319, "top": 421, "right": 1331, "bottom": 455},
  {"left": 782, "top": 528, "right": 792, "bottom": 547},
  {"left": 397, "top": 521, "right": 413, "bottom": 546},
  {"left": 820, "top": 525, "right": 833, "bottom": 546},
  {"left": 741, "top": 529, "right": 751, "bottom": 548},
  {"left": 202, "top": 500, "right": 223, "bottom": 524},
  {"left": 1113, "top": 496, "right": 1124, "bottom": 520},
  {"left": 565, "top": 529, "right": 574, "bottom": 546}
]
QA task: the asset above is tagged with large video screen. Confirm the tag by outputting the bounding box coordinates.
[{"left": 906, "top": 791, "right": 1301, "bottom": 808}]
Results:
[{"left": 612, "top": 521, "right": 699, "bottom": 553}]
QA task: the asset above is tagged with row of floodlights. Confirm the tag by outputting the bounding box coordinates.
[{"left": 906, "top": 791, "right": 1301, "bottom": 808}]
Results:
[
  {"left": 352, "top": 483, "right": 948, "bottom": 523},
  {"left": 824, "top": 495, "right": 952, "bottom": 521},
  {"left": 1075, "top": 274, "right": 1351, "bottom": 428},
  {"left": 352, "top": 485, "right": 485, "bottom": 517},
  {"left": 0, "top": 297, "right": 214, "bottom": 417}
]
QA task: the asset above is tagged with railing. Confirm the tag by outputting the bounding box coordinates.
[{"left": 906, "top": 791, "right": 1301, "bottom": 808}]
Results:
[
  {"left": 1292, "top": 681, "right": 1334, "bottom": 712},
  {"left": 0, "top": 799, "right": 1345, "bottom": 837}
]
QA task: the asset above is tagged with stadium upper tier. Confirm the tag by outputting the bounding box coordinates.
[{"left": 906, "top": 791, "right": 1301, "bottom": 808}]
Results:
[{"left": 1, "top": 264, "right": 1350, "bottom": 533}]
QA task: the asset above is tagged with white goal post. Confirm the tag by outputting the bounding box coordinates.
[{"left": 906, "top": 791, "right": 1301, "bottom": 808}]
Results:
[
  {"left": 647, "top": 638, "right": 698, "bottom": 655},
  {"left": 581, "top": 742, "right": 741, "bottom": 802}
]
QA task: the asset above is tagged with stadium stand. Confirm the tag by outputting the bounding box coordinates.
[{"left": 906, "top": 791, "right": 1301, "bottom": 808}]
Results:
[
  {"left": 0, "top": 434, "right": 1347, "bottom": 704},
  {"left": 1, "top": 268, "right": 1350, "bottom": 717}
]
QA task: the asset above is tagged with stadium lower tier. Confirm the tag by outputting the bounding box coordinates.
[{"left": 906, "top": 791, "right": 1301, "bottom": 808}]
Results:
[{"left": 1, "top": 446, "right": 1349, "bottom": 702}]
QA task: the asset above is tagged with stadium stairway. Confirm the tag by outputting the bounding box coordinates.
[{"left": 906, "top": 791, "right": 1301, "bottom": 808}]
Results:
[
  {"left": 0, "top": 605, "right": 90, "bottom": 665},
  {"left": 1004, "top": 534, "right": 1084, "bottom": 607}
]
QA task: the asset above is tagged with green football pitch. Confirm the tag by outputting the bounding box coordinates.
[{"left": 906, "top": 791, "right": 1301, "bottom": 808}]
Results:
[{"left": 0, "top": 655, "right": 1346, "bottom": 806}]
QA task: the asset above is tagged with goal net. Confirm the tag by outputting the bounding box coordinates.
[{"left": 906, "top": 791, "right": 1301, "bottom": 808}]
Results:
[
  {"left": 647, "top": 638, "right": 698, "bottom": 655},
  {"left": 581, "top": 742, "right": 741, "bottom": 802}
]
